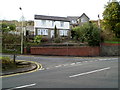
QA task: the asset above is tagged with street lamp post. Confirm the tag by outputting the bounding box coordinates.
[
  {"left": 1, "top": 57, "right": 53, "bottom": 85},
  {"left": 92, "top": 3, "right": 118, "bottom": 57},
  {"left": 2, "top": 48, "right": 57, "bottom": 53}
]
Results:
[
  {"left": 98, "top": 14, "right": 101, "bottom": 56},
  {"left": 19, "top": 7, "right": 24, "bottom": 54}
]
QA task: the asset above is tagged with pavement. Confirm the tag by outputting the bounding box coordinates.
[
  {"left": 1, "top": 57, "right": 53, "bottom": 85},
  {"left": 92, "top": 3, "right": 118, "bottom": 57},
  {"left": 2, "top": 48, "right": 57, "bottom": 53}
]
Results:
[{"left": 1, "top": 60, "right": 41, "bottom": 77}]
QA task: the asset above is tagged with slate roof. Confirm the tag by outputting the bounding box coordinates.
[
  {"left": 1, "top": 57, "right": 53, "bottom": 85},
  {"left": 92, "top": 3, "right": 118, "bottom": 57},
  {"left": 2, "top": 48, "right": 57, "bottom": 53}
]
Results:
[
  {"left": 35, "top": 15, "right": 70, "bottom": 22},
  {"left": 67, "top": 16, "right": 79, "bottom": 21}
]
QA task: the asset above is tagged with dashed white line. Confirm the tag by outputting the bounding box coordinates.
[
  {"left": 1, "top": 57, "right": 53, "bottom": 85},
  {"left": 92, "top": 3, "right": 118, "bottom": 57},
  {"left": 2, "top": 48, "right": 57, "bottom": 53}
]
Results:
[
  {"left": 76, "top": 62, "right": 81, "bottom": 64},
  {"left": 69, "top": 67, "right": 111, "bottom": 78},
  {"left": 70, "top": 63, "right": 75, "bottom": 65},
  {"left": 99, "top": 59, "right": 107, "bottom": 61},
  {"left": 7, "top": 83, "right": 36, "bottom": 90},
  {"left": 55, "top": 65, "right": 62, "bottom": 67}
]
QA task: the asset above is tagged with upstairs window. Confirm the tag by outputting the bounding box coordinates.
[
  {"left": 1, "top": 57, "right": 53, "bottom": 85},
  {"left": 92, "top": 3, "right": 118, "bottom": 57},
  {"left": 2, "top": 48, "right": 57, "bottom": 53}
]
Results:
[
  {"left": 60, "top": 22, "right": 64, "bottom": 27},
  {"left": 81, "top": 18, "right": 87, "bottom": 23},
  {"left": 52, "top": 21, "right": 54, "bottom": 27},
  {"left": 41, "top": 20, "right": 46, "bottom": 26}
]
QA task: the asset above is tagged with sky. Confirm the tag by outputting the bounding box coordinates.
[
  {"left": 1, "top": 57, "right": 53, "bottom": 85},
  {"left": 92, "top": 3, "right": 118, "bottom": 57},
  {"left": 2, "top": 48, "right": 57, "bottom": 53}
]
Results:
[{"left": 0, "top": 0, "right": 120, "bottom": 21}]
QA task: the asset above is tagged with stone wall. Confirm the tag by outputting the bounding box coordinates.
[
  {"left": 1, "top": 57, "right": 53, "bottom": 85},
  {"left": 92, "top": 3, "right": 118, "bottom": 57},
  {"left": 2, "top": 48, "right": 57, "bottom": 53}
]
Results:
[{"left": 100, "top": 43, "right": 120, "bottom": 56}]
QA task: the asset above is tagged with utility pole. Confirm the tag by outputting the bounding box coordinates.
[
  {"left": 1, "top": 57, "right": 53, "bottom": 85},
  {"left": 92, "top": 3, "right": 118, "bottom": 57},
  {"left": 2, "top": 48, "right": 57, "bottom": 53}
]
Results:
[{"left": 19, "top": 7, "right": 24, "bottom": 54}]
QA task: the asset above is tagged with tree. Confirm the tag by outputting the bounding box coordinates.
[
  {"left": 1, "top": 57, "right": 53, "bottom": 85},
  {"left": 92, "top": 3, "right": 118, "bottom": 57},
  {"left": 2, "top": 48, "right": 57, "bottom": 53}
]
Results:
[
  {"left": 72, "top": 23, "right": 101, "bottom": 46},
  {"left": 102, "top": 1, "right": 120, "bottom": 37},
  {"left": 1, "top": 23, "right": 16, "bottom": 33},
  {"left": 54, "top": 25, "right": 58, "bottom": 38}
]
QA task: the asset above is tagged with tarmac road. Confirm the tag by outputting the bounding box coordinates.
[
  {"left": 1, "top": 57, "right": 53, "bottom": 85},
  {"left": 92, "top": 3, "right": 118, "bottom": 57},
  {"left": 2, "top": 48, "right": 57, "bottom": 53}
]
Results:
[{"left": 2, "top": 55, "right": 118, "bottom": 89}]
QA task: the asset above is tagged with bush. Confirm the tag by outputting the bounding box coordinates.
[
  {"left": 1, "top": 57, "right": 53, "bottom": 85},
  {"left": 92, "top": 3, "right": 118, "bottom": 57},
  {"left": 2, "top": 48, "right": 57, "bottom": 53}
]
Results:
[
  {"left": 34, "top": 35, "right": 42, "bottom": 44},
  {"left": 72, "top": 23, "right": 101, "bottom": 46},
  {"left": 54, "top": 38, "right": 61, "bottom": 43},
  {"left": 2, "top": 33, "right": 21, "bottom": 45},
  {"left": 41, "top": 38, "right": 49, "bottom": 42},
  {"left": 0, "top": 57, "right": 16, "bottom": 70}
]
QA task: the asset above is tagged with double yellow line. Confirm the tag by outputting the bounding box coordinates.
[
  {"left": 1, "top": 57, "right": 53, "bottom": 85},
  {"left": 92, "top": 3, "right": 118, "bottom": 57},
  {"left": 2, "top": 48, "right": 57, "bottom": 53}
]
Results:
[{"left": 0, "top": 60, "right": 43, "bottom": 78}]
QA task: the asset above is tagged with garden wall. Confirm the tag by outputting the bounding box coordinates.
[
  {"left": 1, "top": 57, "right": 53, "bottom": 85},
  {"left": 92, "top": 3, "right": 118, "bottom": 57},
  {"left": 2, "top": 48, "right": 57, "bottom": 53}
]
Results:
[
  {"left": 30, "top": 46, "right": 100, "bottom": 56},
  {"left": 24, "top": 43, "right": 120, "bottom": 56},
  {"left": 101, "top": 43, "right": 120, "bottom": 56}
]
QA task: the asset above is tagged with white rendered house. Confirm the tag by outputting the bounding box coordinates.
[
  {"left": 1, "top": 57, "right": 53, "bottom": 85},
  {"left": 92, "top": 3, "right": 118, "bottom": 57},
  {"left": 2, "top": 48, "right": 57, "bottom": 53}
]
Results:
[{"left": 34, "top": 15, "right": 70, "bottom": 38}]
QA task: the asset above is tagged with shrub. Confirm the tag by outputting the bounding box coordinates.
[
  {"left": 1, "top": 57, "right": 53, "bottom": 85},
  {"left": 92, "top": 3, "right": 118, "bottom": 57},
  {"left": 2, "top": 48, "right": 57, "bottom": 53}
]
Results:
[
  {"left": 2, "top": 33, "right": 21, "bottom": 45},
  {"left": 41, "top": 38, "right": 49, "bottom": 42},
  {"left": 34, "top": 35, "right": 42, "bottom": 44},
  {"left": 0, "top": 57, "right": 16, "bottom": 70},
  {"left": 54, "top": 38, "right": 61, "bottom": 43},
  {"left": 72, "top": 23, "right": 101, "bottom": 46}
]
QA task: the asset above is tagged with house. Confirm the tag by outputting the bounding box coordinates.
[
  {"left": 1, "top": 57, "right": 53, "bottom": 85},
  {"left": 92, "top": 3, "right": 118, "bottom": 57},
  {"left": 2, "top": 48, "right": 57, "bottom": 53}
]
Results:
[
  {"left": 78, "top": 13, "right": 90, "bottom": 26},
  {"left": 34, "top": 15, "right": 70, "bottom": 38},
  {"left": 67, "top": 13, "right": 90, "bottom": 28},
  {"left": 67, "top": 16, "right": 79, "bottom": 28}
]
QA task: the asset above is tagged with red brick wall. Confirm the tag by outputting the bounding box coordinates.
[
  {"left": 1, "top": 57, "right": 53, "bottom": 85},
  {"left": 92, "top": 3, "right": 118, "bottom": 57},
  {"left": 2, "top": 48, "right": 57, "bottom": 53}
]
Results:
[{"left": 30, "top": 46, "right": 100, "bottom": 56}]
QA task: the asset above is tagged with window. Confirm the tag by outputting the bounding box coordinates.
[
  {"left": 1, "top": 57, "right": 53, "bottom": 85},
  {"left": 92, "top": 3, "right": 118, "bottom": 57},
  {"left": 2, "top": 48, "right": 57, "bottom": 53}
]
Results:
[
  {"left": 59, "top": 30, "right": 63, "bottom": 36},
  {"left": 59, "top": 30, "right": 68, "bottom": 36},
  {"left": 37, "top": 29, "right": 48, "bottom": 35},
  {"left": 60, "top": 22, "right": 64, "bottom": 27},
  {"left": 72, "top": 20, "right": 76, "bottom": 24},
  {"left": 64, "top": 30, "right": 68, "bottom": 36},
  {"left": 41, "top": 20, "right": 46, "bottom": 26},
  {"left": 52, "top": 21, "right": 54, "bottom": 27},
  {"left": 81, "top": 18, "right": 87, "bottom": 23}
]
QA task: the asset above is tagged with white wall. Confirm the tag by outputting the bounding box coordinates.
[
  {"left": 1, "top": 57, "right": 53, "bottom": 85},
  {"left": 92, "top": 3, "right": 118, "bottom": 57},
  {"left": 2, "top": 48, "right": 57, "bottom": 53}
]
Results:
[{"left": 34, "top": 20, "right": 70, "bottom": 29}]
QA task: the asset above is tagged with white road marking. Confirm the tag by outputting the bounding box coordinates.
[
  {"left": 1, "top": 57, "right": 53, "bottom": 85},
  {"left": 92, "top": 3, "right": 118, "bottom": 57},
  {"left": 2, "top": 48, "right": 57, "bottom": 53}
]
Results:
[
  {"left": 76, "top": 62, "right": 81, "bottom": 64},
  {"left": 69, "top": 67, "right": 111, "bottom": 78},
  {"left": 70, "top": 63, "right": 75, "bottom": 65},
  {"left": 39, "top": 68, "right": 45, "bottom": 71},
  {"left": 8, "top": 83, "right": 36, "bottom": 90},
  {"left": 55, "top": 65, "right": 62, "bottom": 67},
  {"left": 99, "top": 59, "right": 107, "bottom": 61}
]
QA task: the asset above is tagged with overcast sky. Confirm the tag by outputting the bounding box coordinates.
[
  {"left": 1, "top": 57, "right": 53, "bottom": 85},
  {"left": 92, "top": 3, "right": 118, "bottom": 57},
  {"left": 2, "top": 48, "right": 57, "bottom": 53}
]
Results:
[{"left": 0, "top": 0, "right": 119, "bottom": 21}]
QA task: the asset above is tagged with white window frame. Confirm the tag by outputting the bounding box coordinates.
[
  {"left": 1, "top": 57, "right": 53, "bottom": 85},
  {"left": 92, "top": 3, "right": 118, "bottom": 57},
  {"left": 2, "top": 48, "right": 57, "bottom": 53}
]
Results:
[
  {"left": 41, "top": 20, "right": 46, "bottom": 26},
  {"left": 60, "top": 22, "right": 64, "bottom": 27},
  {"left": 52, "top": 21, "right": 54, "bottom": 27},
  {"left": 37, "top": 29, "right": 48, "bottom": 35},
  {"left": 59, "top": 30, "right": 68, "bottom": 36}
]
